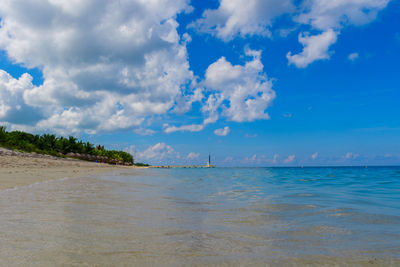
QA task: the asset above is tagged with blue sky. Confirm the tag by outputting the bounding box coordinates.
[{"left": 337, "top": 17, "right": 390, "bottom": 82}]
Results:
[{"left": 0, "top": 0, "right": 399, "bottom": 166}]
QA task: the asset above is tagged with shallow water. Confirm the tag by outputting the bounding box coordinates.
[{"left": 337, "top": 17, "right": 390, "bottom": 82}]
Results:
[{"left": 1, "top": 167, "right": 400, "bottom": 266}]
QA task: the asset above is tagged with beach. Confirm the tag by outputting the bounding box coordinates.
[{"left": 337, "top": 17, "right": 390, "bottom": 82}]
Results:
[{"left": 0, "top": 148, "right": 132, "bottom": 190}]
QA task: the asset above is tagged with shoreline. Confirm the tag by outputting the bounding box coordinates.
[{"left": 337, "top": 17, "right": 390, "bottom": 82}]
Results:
[{"left": 0, "top": 148, "right": 137, "bottom": 190}]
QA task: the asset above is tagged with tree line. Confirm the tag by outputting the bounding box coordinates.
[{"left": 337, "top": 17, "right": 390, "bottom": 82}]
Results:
[{"left": 0, "top": 126, "right": 134, "bottom": 165}]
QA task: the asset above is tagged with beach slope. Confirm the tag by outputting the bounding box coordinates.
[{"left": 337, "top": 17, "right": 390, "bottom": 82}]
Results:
[{"left": 0, "top": 148, "right": 129, "bottom": 190}]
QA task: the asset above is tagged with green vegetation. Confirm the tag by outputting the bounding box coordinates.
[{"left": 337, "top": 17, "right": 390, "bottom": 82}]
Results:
[
  {"left": 0, "top": 126, "right": 134, "bottom": 165},
  {"left": 133, "top": 162, "right": 150, "bottom": 167}
]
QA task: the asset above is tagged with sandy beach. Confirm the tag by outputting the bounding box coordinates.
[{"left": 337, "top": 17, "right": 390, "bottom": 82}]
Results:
[{"left": 0, "top": 148, "right": 132, "bottom": 190}]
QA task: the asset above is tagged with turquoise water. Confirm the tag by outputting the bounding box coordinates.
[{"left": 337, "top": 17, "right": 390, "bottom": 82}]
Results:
[{"left": 1, "top": 167, "right": 400, "bottom": 266}]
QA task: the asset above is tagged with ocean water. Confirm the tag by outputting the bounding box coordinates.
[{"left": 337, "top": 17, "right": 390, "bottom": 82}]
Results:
[{"left": 1, "top": 167, "right": 400, "bottom": 266}]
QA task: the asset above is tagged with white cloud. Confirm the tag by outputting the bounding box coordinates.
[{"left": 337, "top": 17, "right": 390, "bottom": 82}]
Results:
[
  {"left": 345, "top": 152, "right": 359, "bottom": 159},
  {"left": 243, "top": 153, "right": 281, "bottom": 165},
  {"left": 172, "top": 88, "right": 204, "bottom": 115},
  {"left": 272, "top": 154, "right": 278, "bottom": 164},
  {"left": 311, "top": 152, "right": 319, "bottom": 160},
  {"left": 163, "top": 123, "right": 205, "bottom": 134},
  {"left": 0, "top": 70, "right": 42, "bottom": 126},
  {"left": 214, "top": 126, "right": 230, "bottom": 136},
  {"left": 0, "top": 0, "right": 196, "bottom": 134},
  {"left": 187, "top": 152, "right": 200, "bottom": 160},
  {"left": 0, "top": 0, "right": 391, "bottom": 135},
  {"left": 0, "top": 1, "right": 274, "bottom": 135},
  {"left": 295, "top": 0, "right": 390, "bottom": 31},
  {"left": 134, "top": 142, "right": 180, "bottom": 163},
  {"left": 287, "top": 29, "right": 338, "bottom": 68},
  {"left": 348, "top": 52, "right": 360, "bottom": 61},
  {"left": 190, "top": 0, "right": 294, "bottom": 41},
  {"left": 123, "top": 145, "right": 136, "bottom": 156},
  {"left": 164, "top": 48, "right": 276, "bottom": 133},
  {"left": 242, "top": 154, "right": 258, "bottom": 164},
  {"left": 283, "top": 155, "right": 295, "bottom": 164},
  {"left": 133, "top": 128, "right": 156, "bottom": 136},
  {"left": 289, "top": 0, "right": 389, "bottom": 67},
  {"left": 125, "top": 143, "right": 184, "bottom": 164},
  {"left": 191, "top": 0, "right": 390, "bottom": 67},
  {"left": 204, "top": 49, "right": 275, "bottom": 122}
]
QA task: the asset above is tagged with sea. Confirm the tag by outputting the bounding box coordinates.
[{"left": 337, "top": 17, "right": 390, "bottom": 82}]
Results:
[{"left": 1, "top": 167, "right": 400, "bottom": 266}]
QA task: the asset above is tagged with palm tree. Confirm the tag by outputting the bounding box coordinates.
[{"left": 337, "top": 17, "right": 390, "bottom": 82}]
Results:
[
  {"left": 0, "top": 126, "right": 6, "bottom": 142},
  {"left": 40, "top": 134, "right": 57, "bottom": 150}
]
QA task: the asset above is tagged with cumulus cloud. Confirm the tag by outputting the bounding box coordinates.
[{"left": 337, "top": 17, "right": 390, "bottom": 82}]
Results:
[
  {"left": 348, "top": 52, "right": 360, "bottom": 61},
  {"left": 0, "top": 0, "right": 390, "bottom": 135},
  {"left": 0, "top": 0, "right": 277, "bottom": 136},
  {"left": 214, "top": 126, "right": 230, "bottom": 136},
  {"left": 134, "top": 142, "right": 180, "bottom": 163},
  {"left": 287, "top": 29, "right": 338, "bottom": 68},
  {"left": 172, "top": 88, "right": 204, "bottom": 115},
  {"left": 0, "top": 0, "right": 196, "bottom": 134},
  {"left": 0, "top": 70, "right": 42, "bottom": 126},
  {"left": 164, "top": 48, "right": 276, "bottom": 133},
  {"left": 283, "top": 155, "right": 295, "bottom": 164},
  {"left": 295, "top": 0, "right": 390, "bottom": 31},
  {"left": 311, "top": 152, "right": 319, "bottom": 160},
  {"left": 289, "top": 0, "right": 389, "bottom": 67},
  {"left": 204, "top": 49, "right": 275, "bottom": 122},
  {"left": 191, "top": 0, "right": 390, "bottom": 67},
  {"left": 190, "top": 0, "right": 294, "bottom": 41}
]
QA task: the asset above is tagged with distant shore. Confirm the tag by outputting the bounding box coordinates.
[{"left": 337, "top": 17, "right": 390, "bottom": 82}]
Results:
[{"left": 0, "top": 148, "right": 137, "bottom": 190}]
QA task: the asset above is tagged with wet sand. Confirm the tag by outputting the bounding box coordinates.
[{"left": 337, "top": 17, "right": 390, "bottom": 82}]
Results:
[{"left": 0, "top": 148, "right": 133, "bottom": 190}]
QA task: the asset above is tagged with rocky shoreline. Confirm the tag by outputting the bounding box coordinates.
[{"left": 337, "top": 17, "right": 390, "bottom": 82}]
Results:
[{"left": 0, "top": 147, "right": 75, "bottom": 161}]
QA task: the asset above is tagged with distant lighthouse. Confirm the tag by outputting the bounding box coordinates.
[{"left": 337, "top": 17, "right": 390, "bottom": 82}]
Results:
[{"left": 206, "top": 154, "right": 215, "bottom": 168}]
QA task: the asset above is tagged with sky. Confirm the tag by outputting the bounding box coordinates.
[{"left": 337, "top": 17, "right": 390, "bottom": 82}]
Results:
[{"left": 0, "top": 0, "right": 399, "bottom": 166}]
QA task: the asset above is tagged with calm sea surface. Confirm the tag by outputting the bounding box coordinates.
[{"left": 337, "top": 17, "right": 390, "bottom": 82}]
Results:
[{"left": 1, "top": 167, "right": 400, "bottom": 266}]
